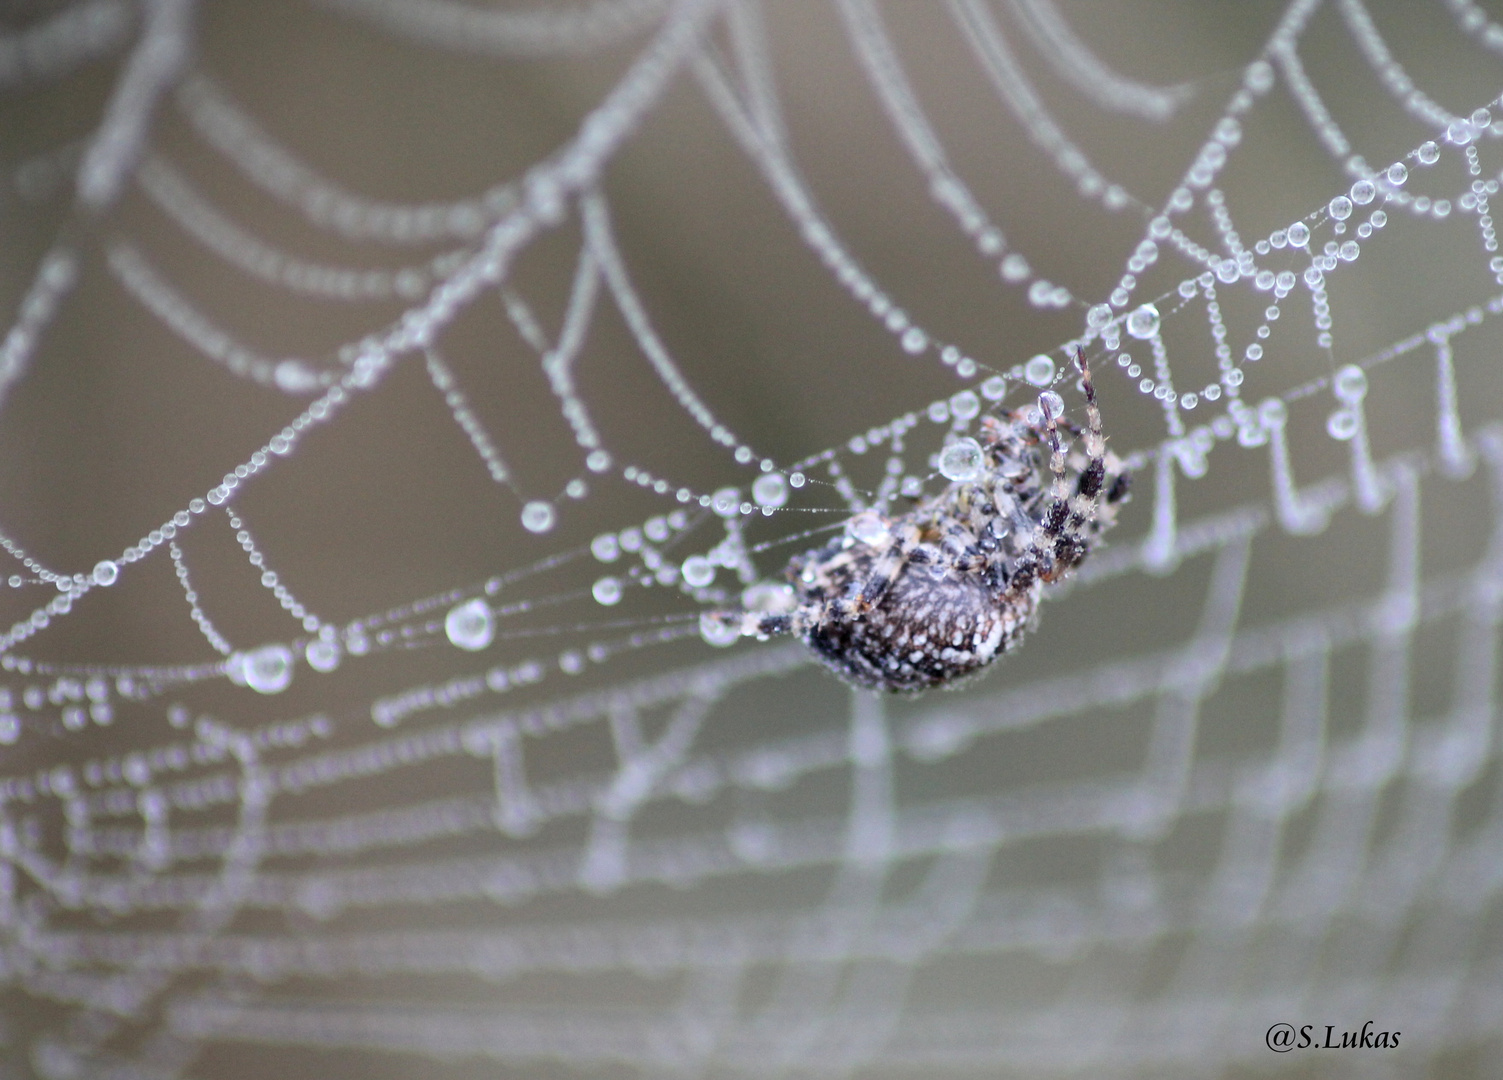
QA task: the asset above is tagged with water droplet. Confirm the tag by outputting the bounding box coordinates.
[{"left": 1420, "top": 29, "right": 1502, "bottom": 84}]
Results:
[
  {"left": 306, "top": 639, "right": 341, "bottom": 672},
  {"left": 1244, "top": 54, "right": 1268, "bottom": 88},
  {"left": 445, "top": 598, "right": 494, "bottom": 652},
  {"left": 1333, "top": 364, "right": 1368, "bottom": 403},
  {"left": 520, "top": 501, "right": 555, "bottom": 533},
  {"left": 1037, "top": 391, "right": 1064, "bottom": 419},
  {"left": 900, "top": 327, "right": 928, "bottom": 354},
  {"left": 1086, "top": 303, "right": 1112, "bottom": 329},
  {"left": 711, "top": 487, "right": 741, "bottom": 517},
  {"left": 1339, "top": 241, "right": 1360, "bottom": 261},
  {"left": 681, "top": 556, "right": 715, "bottom": 588},
  {"left": 274, "top": 359, "right": 319, "bottom": 393},
  {"left": 1350, "top": 180, "right": 1375, "bottom": 205},
  {"left": 752, "top": 473, "right": 787, "bottom": 509},
  {"left": 949, "top": 390, "right": 981, "bottom": 421},
  {"left": 527, "top": 175, "right": 565, "bottom": 223},
  {"left": 91, "top": 561, "right": 118, "bottom": 587},
  {"left": 1448, "top": 119, "right": 1474, "bottom": 144},
  {"left": 243, "top": 645, "right": 294, "bottom": 694},
  {"left": 1024, "top": 355, "right": 1055, "bottom": 386},
  {"left": 847, "top": 511, "right": 892, "bottom": 545},
  {"left": 699, "top": 612, "right": 740, "bottom": 648},
  {"left": 591, "top": 534, "right": 620, "bottom": 563},
  {"left": 789, "top": 472, "right": 806, "bottom": 488},
  {"left": 1286, "top": 222, "right": 1310, "bottom": 247},
  {"left": 1328, "top": 195, "right": 1353, "bottom": 220},
  {"left": 0, "top": 714, "right": 16, "bottom": 744},
  {"left": 1326, "top": 408, "right": 1359, "bottom": 441},
  {"left": 592, "top": 576, "right": 623, "bottom": 605},
  {"left": 1417, "top": 141, "right": 1439, "bottom": 165},
  {"left": 1258, "top": 398, "right": 1287, "bottom": 428},
  {"left": 743, "top": 582, "right": 795, "bottom": 614},
  {"left": 939, "top": 437, "right": 984, "bottom": 482},
  {"left": 1473, "top": 107, "right": 1492, "bottom": 128},
  {"left": 1126, "top": 303, "right": 1161, "bottom": 339},
  {"left": 1387, "top": 162, "right": 1408, "bottom": 185},
  {"left": 980, "top": 375, "right": 1007, "bottom": 401},
  {"left": 586, "top": 449, "right": 612, "bottom": 473}
]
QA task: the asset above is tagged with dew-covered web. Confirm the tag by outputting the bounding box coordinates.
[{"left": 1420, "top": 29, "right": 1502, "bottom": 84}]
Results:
[{"left": 3, "top": 0, "right": 1503, "bottom": 1076}]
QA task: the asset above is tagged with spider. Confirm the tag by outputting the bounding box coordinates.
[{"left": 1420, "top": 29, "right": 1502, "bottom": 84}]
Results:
[{"left": 713, "top": 349, "right": 1129, "bottom": 693}]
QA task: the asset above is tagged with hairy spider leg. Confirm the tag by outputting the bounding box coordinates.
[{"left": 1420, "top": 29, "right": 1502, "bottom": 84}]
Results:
[
  {"left": 844, "top": 518, "right": 924, "bottom": 616},
  {"left": 1051, "top": 349, "right": 1110, "bottom": 570},
  {"left": 1008, "top": 351, "right": 1106, "bottom": 588}
]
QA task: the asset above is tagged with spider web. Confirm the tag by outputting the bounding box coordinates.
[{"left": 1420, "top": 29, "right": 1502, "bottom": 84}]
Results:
[{"left": 1, "top": 0, "right": 1503, "bottom": 1076}]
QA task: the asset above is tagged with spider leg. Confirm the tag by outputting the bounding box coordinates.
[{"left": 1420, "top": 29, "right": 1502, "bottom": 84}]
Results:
[
  {"left": 1046, "top": 348, "right": 1109, "bottom": 574},
  {"left": 835, "top": 519, "right": 922, "bottom": 618},
  {"left": 1011, "top": 384, "right": 1073, "bottom": 585},
  {"left": 1010, "top": 349, "right": 1110, "bottom": 586},
  {"left": 1069, "top": 444, "right": 1131, "bottom": 535},
  {"left": 751, "top": 612, "right": 792, "bottom": 636}
]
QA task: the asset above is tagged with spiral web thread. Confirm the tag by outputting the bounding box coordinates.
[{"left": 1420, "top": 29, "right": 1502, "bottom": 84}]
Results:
[{"left": 2, "top": 0, "right": 1503, "bottom": 1076}]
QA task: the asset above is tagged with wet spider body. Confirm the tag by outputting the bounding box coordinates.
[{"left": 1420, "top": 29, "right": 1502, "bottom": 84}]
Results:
[{"left": 740, "top": 351, "right": 1129, "bottom": 693}]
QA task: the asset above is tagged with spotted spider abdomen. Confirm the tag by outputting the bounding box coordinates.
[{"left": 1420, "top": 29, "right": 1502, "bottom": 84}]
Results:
[{"left": 793, "top": 550, "right": 1038, "bottom": 693}]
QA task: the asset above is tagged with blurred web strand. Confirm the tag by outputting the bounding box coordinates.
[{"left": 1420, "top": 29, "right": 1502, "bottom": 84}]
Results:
[
  {"left": 1006, "top": 0, "right": 1192, "bottom": 122},
  {"left": 3, "top": 0, "right": 1503, "bottom": 1076},
  {"left": 950, "top": 0, "right": 1139, "bottom": 211},
  {"left": 308, "top": 0, "right": 674, "bottom": 57},
  {"left": 0, "top": 0, "right": 132, "bottom": 90}
]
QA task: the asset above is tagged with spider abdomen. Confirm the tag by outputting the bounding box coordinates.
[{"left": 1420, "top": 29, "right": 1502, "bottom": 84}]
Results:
[{"left": 795, "top": 557, "right": 1036, "bottom": 693}]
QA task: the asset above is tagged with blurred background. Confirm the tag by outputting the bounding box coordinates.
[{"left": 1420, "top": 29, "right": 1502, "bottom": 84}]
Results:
[{"left": 1, "top": 0, "right": 1503, "bottom": 1076}]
